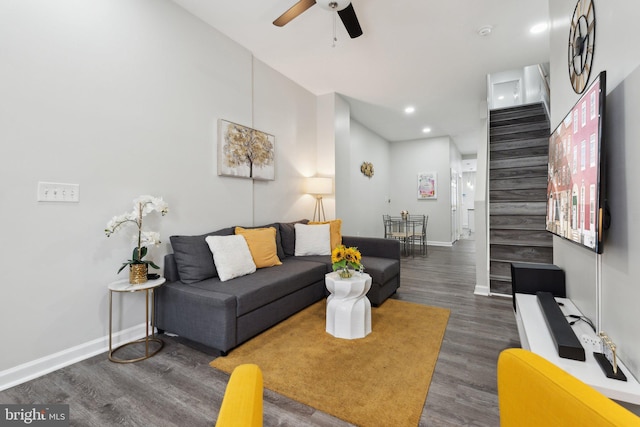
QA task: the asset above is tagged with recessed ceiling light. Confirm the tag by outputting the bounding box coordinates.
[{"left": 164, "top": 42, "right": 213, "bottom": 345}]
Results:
[
  {"left": 422, "top": 127, "right": 431, "bottom": 133},
  {"left": 477, "top": 25, "right": 493, "bottom": 37},
  {"left": 404, "top": 106, "right": 415, "bottom": 114},
  {"left": 530, "top": 22, "right": 548, "bottom": 34},
  {"left": 498, "top": 95, "right": 505, "bottom": 100}
]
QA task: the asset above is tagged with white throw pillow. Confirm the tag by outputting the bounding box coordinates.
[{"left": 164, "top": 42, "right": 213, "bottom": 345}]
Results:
[
  {"left": 294, "top": 223, "right": 331, "bottom": 256},
  {"left": 205, "top": 235, "right": 256, "bottom": 282}
]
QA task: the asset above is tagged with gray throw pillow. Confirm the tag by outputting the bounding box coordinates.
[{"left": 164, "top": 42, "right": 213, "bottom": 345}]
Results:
[{"left": 170, "top": 227, "right": 234, "bottom": 283}]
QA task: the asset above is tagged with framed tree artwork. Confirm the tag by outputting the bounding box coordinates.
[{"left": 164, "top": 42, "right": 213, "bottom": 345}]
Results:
[
  {"left": 218, "top": 119, "right": 275, "bottom": 180},
  {"left": 417, "top": 172, "right": 437, "bottom": 199}
]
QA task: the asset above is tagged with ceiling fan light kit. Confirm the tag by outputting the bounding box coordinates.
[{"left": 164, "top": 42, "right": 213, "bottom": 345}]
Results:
[
  {"left": 316, "top": 0, "right": 350, "bottom": 11},
  {"left": 273, "top": 0, "right": 363, "bottom": 39}
]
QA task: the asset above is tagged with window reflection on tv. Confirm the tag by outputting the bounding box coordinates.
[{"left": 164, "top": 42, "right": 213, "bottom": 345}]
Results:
[{"left": 546, "top": 71, "right": 606, "bottom": 253}]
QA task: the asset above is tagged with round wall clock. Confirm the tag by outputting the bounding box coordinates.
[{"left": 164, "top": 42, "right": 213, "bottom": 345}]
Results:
[{"left": 568, "top": 0, "right": 596, "bottom": 94}]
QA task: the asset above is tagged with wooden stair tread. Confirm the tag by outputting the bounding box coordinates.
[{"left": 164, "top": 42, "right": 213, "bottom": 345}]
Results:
[
  {"left": 489, "top": 241, "right": 553, "bottom": 248},
  {"left": 489, "top": 274, "right": 512, "bottom": 282},
  {"left": 488, "top": 102, "right": 551, "bottom": 294}
]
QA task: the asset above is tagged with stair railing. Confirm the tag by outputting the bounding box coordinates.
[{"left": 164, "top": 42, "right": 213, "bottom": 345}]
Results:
[{"left": 537, "top": 63, "right": 551, "bottom": 118}]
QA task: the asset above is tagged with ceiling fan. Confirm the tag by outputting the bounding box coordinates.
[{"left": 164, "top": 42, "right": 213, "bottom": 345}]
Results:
[{"left": 273, "top": 0, "right": 363, "bottom": 39}]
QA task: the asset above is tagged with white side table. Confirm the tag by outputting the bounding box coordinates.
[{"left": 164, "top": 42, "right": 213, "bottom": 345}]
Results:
[
  {"left": 325, "top": 271, "right": 372, "bottom": 339},
  {"left": 108, "top": 277, "right": 166, "bottom": 363}
]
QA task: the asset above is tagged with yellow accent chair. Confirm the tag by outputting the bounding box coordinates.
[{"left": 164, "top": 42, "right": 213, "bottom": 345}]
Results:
[
  {"left": 215, "top": 364, "right": 263, "bottom": 427},
  {"left": 498, "top": 348, "right": 640, "bottom": 426}
]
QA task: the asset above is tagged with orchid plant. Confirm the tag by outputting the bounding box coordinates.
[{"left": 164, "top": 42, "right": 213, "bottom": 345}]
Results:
[{"left": 105, "top": 195, "right": 169, "bottom": 273}]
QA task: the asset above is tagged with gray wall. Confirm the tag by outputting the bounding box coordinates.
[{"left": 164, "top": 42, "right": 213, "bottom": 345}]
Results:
[
  {"left": 0, "top": 0, "right": 320, "bottom": 381},
  {"left": 389, "top": 137, "right": 456, "bottom": 245},
  {"left": 549, "top": 0, "right": 640, "bottom": 381},
  {"left": 474, "top": 121, "right": 490, "bottom": 295},
  {"left": 333, "top": 103, "right": 461, "bottom": 244},
  {"left": 337, "top": 119, "right": 391, "bottom": 238}
]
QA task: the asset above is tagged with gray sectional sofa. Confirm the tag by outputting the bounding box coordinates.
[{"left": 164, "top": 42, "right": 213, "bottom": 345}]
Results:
[{"left": 155, "top": 221, "right": 401, "bottom": 355}]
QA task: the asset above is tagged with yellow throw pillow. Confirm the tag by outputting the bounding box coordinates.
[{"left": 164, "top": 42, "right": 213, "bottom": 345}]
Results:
[
  {"left": 235, "top": 227, "right": 282, "bottom": 269},
  {"left": 308, "top": 219, "right": 342, "bottom": 250}
]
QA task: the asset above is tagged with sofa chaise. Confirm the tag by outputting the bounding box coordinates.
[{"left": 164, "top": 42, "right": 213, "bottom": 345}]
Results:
[{"left": 155, "top": 220, "right": 401, "bottom": 355}]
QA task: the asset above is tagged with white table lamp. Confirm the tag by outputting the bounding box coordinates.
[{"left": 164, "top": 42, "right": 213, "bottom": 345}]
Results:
[{"left": 305, "top": 177, "right": 332, "bottom": 222}]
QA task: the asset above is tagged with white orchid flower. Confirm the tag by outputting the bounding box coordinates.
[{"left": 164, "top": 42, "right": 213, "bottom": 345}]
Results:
[
  {"left": 134, "top": 231, "right": 161, "bottom": 246},
  {"left": 106, "top": 196, "right": 168, "bottom": 251}
]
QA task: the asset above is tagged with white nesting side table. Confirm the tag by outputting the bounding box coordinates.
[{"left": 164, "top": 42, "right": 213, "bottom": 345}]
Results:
[
  {"left": 325, "top": 271, "right": 372, "bottom": 339},
  {"left": 108, "top": 277, "right": 165, "bottom": 363}
]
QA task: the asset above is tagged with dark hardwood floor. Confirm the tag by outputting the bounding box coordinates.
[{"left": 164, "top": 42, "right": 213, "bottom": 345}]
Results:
[{"left": 0, "top": 238, "right": 520, "bottom": 426}]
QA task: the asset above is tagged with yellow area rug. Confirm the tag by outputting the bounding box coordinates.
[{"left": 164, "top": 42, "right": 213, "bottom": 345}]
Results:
[{"left": 210, "top": 299, "right": 450, "bottom": 427}]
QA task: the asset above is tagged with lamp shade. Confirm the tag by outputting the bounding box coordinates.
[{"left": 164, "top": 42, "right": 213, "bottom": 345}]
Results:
[{"left": 305, "top": 177, "right": 333, "bottom": 195}]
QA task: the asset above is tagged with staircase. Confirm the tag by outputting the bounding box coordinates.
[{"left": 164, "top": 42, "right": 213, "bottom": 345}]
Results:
[{"left": 489, "top": 103, "right": 552, "bottom": 295}]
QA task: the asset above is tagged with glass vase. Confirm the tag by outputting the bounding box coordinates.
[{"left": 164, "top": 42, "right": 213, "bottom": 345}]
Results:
[{"left": 339, "top": 268, "right": 353, "bottom": 279}]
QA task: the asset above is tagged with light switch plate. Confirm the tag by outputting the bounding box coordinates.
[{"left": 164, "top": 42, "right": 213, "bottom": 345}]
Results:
[{"left": 37, "top": 182, "right": 80, "bottom": 202}]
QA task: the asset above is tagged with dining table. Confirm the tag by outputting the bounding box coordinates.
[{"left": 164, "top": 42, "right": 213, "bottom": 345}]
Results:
[{"left": 386, "top": 215, "right": 425, "bottom": 257}]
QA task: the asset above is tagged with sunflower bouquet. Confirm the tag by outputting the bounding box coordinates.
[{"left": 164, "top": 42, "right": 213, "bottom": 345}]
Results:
[{"left": 331, "top": 245, "right": 363, "bottom": 278}]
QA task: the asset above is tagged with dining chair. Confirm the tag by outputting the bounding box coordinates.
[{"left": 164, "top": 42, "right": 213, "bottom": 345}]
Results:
[
  {"left": 383, "top": 215, "right": 408, "bottom": 253},
  {"left": 407, "top": 214, "right": 428, "bottom": 256},
  {"left": 382, "top": 214, "right": 391, "bottom": 238}
]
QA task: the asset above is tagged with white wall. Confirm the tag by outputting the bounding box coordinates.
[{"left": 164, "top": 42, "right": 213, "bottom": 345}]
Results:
[
  {"left": 462, "top": 172, "right": 476, "bottom": 228},
  {"left": 340, "top": 120, "right": 390, "bottom": 237},
  {"left": 474, "top": 121, "right": 490, "bottom": 295},
  {"left": 316, "top": 93, "right": 337, "bottom": 219},
  {"left": 332, "top": 97, "right": 390, "bottom": 237},
  {"left": 334, "top": 118, "right": 460, "bottom": 244},
  {"left": 252, "top": 58, "right": 319, "bottom": 224},
  {"left": 549, "top": 0, "right": 640, "bottom": 383},
  {"left": 0, "top": 0, "right": 319, "bottom": 385},
  {"left": 334, "top": 94, "right": 351, "bottom": 227},
  {"left": 450, "top": 143, "right": 463, "bottom": 241},
  {"left": 389, "top": 137, "right": 454, "bottom": 245}
]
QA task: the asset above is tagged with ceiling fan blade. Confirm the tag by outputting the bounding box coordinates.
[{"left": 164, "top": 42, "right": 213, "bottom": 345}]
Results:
[
  {"left": 337, "top": 3, "right": 363, "bottom": 38},
  {"left": 273, "top": 0, "right": 317, "bottom": 27}
]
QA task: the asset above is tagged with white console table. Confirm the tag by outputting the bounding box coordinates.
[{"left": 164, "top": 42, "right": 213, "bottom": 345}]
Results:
[{"left": 515, "top": 293, "right": 640, "bottom": 405}]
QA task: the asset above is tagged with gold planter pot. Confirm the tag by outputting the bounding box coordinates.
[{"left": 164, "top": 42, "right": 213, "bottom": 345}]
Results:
[{"left": 129, "top": 264, "right": 148, "bottom": 284}]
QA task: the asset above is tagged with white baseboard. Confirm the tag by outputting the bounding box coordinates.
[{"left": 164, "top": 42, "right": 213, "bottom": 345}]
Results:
[
  {"left": 474, "top": 284, "right": 490, "bottom": 296},
  {"left": 0, "top": 323, "right": 148, "bottom": 392},
  {"left": 490, "top": 292, "right": 512, "bottom": 299},
  {"left": 427, "top": 241, "right": 453, "bottom": 247}
]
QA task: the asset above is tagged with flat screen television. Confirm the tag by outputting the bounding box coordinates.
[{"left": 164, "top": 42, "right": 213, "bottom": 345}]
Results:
[{"left": 546, "top": 71, "right": 606, "bottom": 253}]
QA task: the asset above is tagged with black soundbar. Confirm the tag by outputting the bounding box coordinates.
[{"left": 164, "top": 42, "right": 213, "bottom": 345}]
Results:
[{"left": 536, "top": 292, "right": 586, "bottom": 361}]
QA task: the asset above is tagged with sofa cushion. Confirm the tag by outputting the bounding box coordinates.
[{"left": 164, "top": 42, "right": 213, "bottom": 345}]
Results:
[
  {"left": 278, "top": 219, "right": 309, "bottom": 257},
  {"left": 170, "top": 227, "right": 234, "bottom": 283},
  {"left": 308, "top": 219, "right": 342, "bottom": 250},
  {"left": 235, "top": 223, "right": 285, "bottom": 261},
  {"left": 294, "top": 223, "right": 331, "bottom": 256},
  {"left": 360, "top": 256, "right": 400, "bottom": 286},
  {"left": 293, "top": 255, "right": 332, "bottom": 273},
  {"left": 206, "top": 235, "right": 257, "bottom": 282},
  {"left": 235, "top": 226, "right": 282, "bottom": 268},
  {"left": 188, "top": 258, "right": 327, "bottom": 316},
  {"left": 293, "top": 254, "right": 398, "bottom": 287},
  {"left": 295, "top": 255, "right": 398, "bottom": 287}
]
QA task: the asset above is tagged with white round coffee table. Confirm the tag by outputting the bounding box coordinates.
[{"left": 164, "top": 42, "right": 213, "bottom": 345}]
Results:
[{"left": 325, "top": 271, "right": 372, "bottom": 339}]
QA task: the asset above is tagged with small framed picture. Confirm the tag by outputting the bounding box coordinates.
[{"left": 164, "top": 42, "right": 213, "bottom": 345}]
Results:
[{"left": 417, "top": 172, "right": 437, "bottom": 199}]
